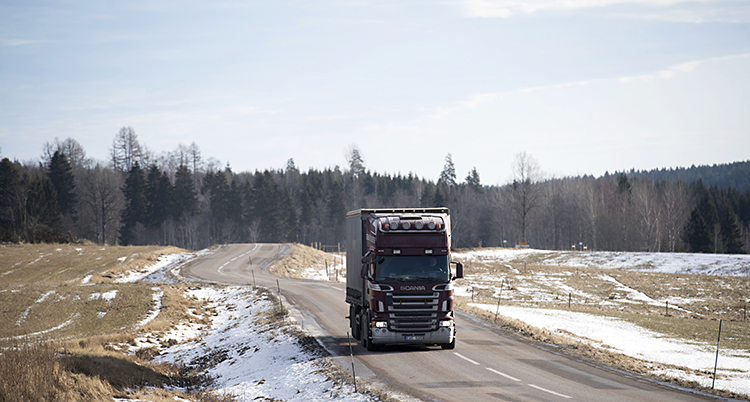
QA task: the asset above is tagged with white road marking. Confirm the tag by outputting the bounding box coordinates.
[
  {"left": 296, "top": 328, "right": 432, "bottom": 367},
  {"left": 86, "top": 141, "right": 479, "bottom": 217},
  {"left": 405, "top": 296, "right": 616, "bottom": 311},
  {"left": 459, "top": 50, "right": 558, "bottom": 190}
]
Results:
[
  {"left": 487, "top": 368, "right": 520, "bottom": 382},
  {"left": 528, "top": 384, "right": 572, "bottom": 399},
  {"left": 454, "top": 352, "right": 480, "bottom": 365}
]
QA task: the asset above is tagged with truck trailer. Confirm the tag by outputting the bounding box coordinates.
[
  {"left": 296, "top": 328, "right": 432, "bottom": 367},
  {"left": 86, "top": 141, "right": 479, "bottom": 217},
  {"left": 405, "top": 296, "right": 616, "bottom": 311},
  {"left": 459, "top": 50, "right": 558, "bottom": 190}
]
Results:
[{"left": 345, "top": 208, "right": 464, "bottom": 351}]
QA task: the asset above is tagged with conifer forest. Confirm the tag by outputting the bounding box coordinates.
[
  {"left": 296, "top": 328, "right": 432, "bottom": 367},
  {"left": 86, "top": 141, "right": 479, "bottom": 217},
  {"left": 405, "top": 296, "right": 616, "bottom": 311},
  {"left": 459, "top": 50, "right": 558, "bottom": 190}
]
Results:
[{"left": 1, "top": 128, "right": 748, "bottom": 254}]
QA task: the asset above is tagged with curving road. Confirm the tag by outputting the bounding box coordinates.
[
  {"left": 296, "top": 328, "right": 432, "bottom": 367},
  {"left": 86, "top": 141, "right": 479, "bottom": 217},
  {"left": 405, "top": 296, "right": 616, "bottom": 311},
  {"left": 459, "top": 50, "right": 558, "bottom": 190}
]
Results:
[{"left": 181, "top": 243, "right": 729, "bottom": 402}]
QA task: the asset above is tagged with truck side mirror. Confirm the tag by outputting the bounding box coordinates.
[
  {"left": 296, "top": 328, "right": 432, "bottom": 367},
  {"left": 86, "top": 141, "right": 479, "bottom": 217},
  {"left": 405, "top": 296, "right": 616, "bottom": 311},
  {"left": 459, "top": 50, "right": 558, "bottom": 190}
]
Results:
[{"left": 453, "top": 262, "right": 464, "bottom": 279}]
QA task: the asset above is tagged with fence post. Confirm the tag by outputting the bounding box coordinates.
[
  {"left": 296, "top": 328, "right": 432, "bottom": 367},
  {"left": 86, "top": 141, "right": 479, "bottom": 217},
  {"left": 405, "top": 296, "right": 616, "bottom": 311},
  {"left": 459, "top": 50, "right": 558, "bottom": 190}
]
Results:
[
  {"left": 347, "top": 332, "right": 357, "bottom": 393},
  {"left": 713, "top": 319, "right": 722, "bottom": 389},
  {"left": 276, "top": 279, "right": 283, "bottom": 310}
]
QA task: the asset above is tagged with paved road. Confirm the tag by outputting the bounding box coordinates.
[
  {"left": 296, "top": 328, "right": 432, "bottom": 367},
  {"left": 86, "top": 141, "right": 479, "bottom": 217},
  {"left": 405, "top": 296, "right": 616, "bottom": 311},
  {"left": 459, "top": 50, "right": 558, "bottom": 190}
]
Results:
[{"left": 181, "top": 243, "right": 730, "bottom": 402}]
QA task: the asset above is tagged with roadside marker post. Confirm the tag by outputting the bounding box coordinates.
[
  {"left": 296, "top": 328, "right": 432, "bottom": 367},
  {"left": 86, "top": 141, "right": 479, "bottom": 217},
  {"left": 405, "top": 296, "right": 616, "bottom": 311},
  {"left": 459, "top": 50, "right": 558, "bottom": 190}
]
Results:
[
  {"left": 347, "top": 332, "right": 357, "bottom": 392},
  {"left": 713, "top": 319, "right": 722, "bottom": 389}
]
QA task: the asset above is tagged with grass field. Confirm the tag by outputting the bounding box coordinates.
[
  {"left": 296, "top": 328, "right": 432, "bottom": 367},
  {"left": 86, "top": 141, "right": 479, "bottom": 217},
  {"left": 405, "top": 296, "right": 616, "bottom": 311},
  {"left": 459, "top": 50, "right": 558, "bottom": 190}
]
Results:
[
  {"left": 0, "top": 242, "right": 231, "bottom": 402},
  {"left": 451, "top": 255, "right": 750, "bottom": 353}
]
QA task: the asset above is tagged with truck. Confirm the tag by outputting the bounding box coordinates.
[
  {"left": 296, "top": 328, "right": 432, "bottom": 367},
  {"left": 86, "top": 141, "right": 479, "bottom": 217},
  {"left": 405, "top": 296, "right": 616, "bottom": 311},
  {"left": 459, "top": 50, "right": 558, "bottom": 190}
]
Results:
[{"left": 345, "top": 208, "right": 464, "bottom": 351}]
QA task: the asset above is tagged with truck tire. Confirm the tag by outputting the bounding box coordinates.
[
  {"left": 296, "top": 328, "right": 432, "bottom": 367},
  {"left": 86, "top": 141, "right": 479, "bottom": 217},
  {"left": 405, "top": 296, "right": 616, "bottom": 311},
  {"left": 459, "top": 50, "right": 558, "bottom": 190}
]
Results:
[
  {"left": 350, "top": 306, "right": 361, "bottom": 340},
  {"left": 441, "top": 338, "right": 456, "bottom": 350},
  {"left": 361, "top": 312, "right": 380, "bottom": 352}
]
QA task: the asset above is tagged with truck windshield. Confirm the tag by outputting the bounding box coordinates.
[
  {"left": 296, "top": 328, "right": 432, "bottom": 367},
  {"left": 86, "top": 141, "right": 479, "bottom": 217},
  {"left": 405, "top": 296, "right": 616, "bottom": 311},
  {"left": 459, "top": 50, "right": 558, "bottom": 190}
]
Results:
[{"left": 374, "top": 255, "right": 450, "bottom": 283}]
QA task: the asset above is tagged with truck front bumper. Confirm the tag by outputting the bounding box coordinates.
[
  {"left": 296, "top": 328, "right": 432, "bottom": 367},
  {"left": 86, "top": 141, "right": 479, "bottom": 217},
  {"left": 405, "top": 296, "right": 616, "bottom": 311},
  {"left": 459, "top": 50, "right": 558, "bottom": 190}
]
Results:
[{"left": 370, "top": 326, "right": 455, "bottom": 345}]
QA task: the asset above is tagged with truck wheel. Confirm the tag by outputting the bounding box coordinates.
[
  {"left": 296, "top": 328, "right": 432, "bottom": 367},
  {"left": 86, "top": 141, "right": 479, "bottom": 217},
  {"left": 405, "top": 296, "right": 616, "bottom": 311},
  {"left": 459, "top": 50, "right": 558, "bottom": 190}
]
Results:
[
  {"left": 351, "top": 306, "right": 361, "bottom": 340},
  {"left": 361, "top": 314, "right": 380, "bottom": 352},
  {"left": 441, "top": 338, "right": 456, "bottom": 350}
]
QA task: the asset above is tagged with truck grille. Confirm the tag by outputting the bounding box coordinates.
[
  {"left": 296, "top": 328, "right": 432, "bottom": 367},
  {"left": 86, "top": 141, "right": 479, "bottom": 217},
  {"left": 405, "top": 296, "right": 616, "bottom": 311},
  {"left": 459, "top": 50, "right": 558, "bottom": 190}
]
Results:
[{"left": 388, "top": 292, "right": 439, "bottom": 332}]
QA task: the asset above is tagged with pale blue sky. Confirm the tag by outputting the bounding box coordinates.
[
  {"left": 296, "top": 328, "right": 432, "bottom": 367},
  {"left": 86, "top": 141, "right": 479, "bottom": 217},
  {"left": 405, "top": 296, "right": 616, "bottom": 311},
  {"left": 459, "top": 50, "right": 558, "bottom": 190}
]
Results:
[{"left": 1, "top": 0, "right": 749, "bottom": 185}]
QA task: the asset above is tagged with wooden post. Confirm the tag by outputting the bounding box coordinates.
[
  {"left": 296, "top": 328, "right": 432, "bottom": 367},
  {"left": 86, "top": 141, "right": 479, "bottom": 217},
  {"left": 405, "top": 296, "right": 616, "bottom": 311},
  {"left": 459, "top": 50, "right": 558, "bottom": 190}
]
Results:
[
  {"left": 494, "top": 297, "right": 501, "bottom": 323},
  {"left": 713, "top": 319, "right": 722, "bottom": 389},
  {"left": 276, "top": 279, "right": 283, "bottom": 310},
  {"left": 568, "top": 293, "right": 571, "bottom": 309},
  {"left": 347, "top": 332, "right": 357, "bottom": 392}
]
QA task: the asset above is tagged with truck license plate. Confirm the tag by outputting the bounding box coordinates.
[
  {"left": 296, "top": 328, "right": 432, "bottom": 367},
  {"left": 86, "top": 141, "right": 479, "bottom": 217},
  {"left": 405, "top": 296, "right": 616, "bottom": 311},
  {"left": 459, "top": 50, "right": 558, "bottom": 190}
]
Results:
[{"left": 404, "top": 335, "right": 424, "bottom": 341}]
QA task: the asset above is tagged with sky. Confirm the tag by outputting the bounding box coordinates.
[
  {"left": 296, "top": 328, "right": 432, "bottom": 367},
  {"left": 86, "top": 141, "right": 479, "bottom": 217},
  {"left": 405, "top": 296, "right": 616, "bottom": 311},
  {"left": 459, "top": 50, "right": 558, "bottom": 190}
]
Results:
[{"left": 1, "top": 0, "right": 749, "bottom": 185}]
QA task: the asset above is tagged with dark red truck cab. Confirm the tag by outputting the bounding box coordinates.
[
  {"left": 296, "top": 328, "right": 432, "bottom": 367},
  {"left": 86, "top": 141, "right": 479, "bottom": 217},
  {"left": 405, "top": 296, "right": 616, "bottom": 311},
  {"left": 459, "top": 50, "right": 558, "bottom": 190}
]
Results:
[{"left": 346, "top": 208, "right": 464, "bottom": 351}]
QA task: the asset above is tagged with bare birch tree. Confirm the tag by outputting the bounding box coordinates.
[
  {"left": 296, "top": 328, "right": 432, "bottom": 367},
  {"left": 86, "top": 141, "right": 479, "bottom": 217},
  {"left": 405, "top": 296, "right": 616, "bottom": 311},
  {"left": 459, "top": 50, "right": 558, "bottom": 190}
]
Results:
[{"left": 510, "top": 152, "right": 542, "bottom": 244}]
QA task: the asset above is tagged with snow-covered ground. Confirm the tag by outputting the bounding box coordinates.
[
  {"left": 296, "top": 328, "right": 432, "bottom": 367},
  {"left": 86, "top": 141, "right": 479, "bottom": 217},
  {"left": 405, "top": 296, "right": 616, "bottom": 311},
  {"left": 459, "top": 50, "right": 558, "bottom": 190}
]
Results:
[
  {"left": 129, "top": 286, "right": 372, "bottom": 402},
  {"left": 454, "top": 248, "right": 750, "bottom": 277},
  {"left": 127, "top": 246, "right": 749, "bottom": 399},
  {"left": 115, "top": 248, "right": 213, "bottom": 283},
  {"left": 451, "top": 248, "right": 750, "bottom": 397},
  {"left": 468, "top": 303, "right": 750, "bottom": 396}
]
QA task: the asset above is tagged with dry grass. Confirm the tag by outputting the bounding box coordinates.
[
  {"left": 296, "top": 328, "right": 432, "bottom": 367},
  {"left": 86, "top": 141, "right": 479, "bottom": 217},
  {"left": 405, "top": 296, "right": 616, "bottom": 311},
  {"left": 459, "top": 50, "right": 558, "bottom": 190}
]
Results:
[
  {"left": 0, "top": 243, "right": 235, "bottom": 401},
  {"left": 0, "top": 341, "right": 113, "bottom": 402},
  {"left": 0, "top": 244, "right": 187, "bottom": 346},
  {"left": 453, "top": 253, "right": 750, "bottom": 354},
  {"left": 270, "top": 243, "right": 344, "bottom": 281}
]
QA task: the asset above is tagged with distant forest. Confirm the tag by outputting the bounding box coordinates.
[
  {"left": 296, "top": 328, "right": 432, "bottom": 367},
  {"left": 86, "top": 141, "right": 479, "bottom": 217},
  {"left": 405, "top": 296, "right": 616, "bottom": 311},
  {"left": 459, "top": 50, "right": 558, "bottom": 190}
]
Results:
[{"left": 1, "top": 127, "right": 748, "bottom": 254}]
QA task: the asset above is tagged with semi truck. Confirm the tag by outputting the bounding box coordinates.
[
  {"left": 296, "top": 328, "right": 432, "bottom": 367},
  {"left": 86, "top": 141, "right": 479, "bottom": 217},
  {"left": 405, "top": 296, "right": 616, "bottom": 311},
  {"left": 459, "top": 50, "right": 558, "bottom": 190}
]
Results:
[{"left": 345, "top": 208, "right": 464, "bottom": 351}]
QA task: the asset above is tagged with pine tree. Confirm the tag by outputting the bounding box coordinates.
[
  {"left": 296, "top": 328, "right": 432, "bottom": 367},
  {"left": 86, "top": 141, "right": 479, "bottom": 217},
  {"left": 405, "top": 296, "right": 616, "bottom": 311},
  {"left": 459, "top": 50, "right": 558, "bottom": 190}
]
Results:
[
  {"left": 720, "top": 204, "right": 745, "bottom": 254},
  {"left": 694, "top": 180, "right": 719, "bottom": 251},
  {"left": 438, "top": 154, "right": 457, "bottom": 187},
  {"left": 684, "top": 208, "right": 712, "bottom": 253},
  {"left": 26, "top": 175, "right": 62, "bottom": 239},
  {"left": 465, "top": 167, "right": 482, "bottom": 192},
  {"left": 146, "top": 165, "right": 170, "bottom": 229},
  {"left": 0, "top": 158, "right": 23, "bottom": 241},
  {"left": 120, "top": 162, "right": 147, "bottom": 245},
  {"left": 48, "top": 150, "right": 77, "bottom": 217},
  {"left": 172, "top": 165, "right": 198, "bottom": 219},
  {"left": 201, "top": 169, "right": 230, "bottom": 243}
]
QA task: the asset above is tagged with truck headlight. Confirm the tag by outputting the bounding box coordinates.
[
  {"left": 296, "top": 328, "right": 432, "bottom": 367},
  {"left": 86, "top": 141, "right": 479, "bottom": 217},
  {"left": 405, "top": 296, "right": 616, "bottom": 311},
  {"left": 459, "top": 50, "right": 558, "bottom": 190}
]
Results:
[
  {"left": 373, "top": 321, "right": 387, "bottom": 328},
  {"left": 439, "top": 320, "right": 453, "bottom": 327}
]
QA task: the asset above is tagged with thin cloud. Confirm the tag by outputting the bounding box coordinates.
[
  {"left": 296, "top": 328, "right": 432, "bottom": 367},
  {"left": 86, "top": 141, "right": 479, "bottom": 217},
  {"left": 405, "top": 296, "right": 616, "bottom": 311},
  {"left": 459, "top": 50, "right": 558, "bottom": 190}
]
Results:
[
  {"left": 432, "top": 54, "right": 748, "bottom": 117},
  {"left": 0, "top": 39, "right": 49, "bottom": 47},
  {"left": 431, "top": 93, "right": 499, "bottom": 118},
  {"left": 617, "top": 53, "right": 749, "bottom": 83},
  {"left": 461, "top": 0, "right": 746, "bottom": 20}
]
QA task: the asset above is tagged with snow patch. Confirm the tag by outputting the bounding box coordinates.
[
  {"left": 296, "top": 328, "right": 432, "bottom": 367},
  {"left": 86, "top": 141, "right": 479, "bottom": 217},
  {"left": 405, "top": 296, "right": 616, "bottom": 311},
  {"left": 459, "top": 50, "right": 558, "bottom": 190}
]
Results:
[
  {"left": 137, "top": 286, "right": 374, "bottom": 401},
  {"left": 470, "top": 303, "right": 750, "bottom": 395}
]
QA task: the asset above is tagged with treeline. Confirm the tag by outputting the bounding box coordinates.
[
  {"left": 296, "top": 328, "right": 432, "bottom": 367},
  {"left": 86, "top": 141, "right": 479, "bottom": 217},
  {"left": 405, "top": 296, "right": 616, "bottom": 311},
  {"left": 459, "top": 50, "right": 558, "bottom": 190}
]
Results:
[
  {"left": 0, "top": 129, "right": 748, "bottom": 254},
  {"left": 619, "top": 160, "right": 750, "bottom": 193}
]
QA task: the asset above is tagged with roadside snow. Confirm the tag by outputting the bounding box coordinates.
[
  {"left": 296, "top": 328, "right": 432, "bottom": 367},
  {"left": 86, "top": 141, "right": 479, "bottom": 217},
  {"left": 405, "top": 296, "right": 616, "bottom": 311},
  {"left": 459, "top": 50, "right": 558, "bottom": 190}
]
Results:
[
  {"left": 452, "top": 247, "right": 750, "bottom": 397},
  {"left": 116, "top": 249, "right": 210, "bottom": 283},
  {"left": 145, "top": 286, "right": 372, "bottom": 402},
  {"left": 470, "top": 303, "right": 750, "bottom": 396}
]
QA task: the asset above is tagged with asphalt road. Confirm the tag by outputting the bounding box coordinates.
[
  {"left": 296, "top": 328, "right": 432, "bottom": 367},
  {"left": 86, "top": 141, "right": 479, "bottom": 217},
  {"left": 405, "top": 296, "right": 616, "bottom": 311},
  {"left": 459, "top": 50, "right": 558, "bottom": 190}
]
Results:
[{"left": 181, "top": 243, "right": 730, "bottom": 402}]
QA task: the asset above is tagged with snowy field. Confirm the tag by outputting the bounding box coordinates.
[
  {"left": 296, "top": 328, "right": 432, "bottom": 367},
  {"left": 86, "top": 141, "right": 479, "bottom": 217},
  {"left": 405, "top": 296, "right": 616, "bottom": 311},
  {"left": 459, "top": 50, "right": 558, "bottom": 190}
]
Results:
[
  {"left": 453, "top": 248, "right": 750, "bottom": 277},
  {"left": 126, "top": 285, "right": 373, "bottom": 402},
  {"left": 128, "top": 246, "right": 749, "bottom": 400},
  {"left": 451, "top": 248, "right": 750, "bottom": 397}
]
